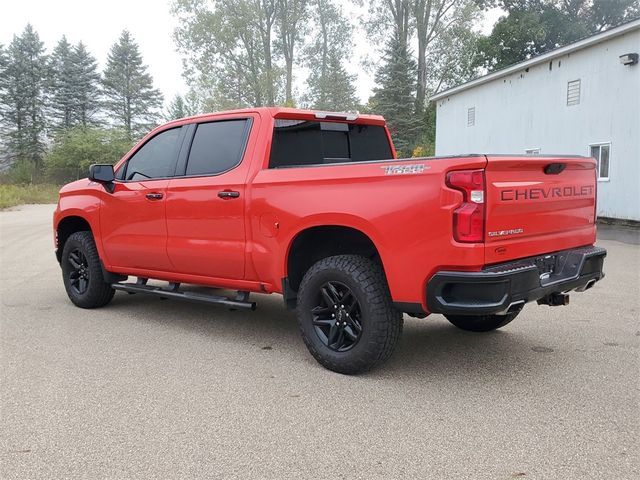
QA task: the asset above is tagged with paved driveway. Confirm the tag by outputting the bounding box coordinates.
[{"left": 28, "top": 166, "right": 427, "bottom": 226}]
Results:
[{"left": 1, "top": 204, "right": 638, "bottom": 479}]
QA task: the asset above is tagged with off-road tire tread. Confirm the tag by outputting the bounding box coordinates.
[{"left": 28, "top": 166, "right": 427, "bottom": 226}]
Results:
[
  {"left": 61, "top": 231, "right": 115, "bottom": 309},
  {"left": 296, "top": 255, "right": 403, "bottom": 374}
]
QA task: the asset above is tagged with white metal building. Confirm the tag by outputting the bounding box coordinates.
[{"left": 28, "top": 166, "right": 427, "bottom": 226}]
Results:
[{"left": 431, "top": 19, "right": 640, "bottom": 221}]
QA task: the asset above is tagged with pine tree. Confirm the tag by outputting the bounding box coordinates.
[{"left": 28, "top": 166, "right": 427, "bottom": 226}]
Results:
[
  {"left": 70, "top": 42, "right": 101, "bottom": 128},
  {"left": 370, "top": 35, "right": 420, "bottom": 157},
  {"left": 50, "top": 36, "right": 75, "bottom": 131},
  {"left": 0, "top": 43, "right": 8, "bottom": 167},
  {"left": 165, "top": 94, "right": 187, "bottom": 121},
  {"left": 102, "top": 30, "right": 163, "bottom": 141},
  {"left": 307, "top": 54, "right": 358, "bottom": 111},
  {"left": 50, "top": 38, "right": 101, "bottom": 132},
  {"left": 164, "top": 93, "right": 203, "bottom": 120},
  {"left": 0, "top": 25, "right": 49, "bottom": 174},
  {"left": 0, "top": 43, "right": 6, "bottom": 74}
]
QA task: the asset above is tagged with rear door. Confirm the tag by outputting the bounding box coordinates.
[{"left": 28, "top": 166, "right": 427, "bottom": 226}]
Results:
[
  {"left": 165, "top": 115, "right": 256, "bottom": 280},
  {"left": 484, "top": 155, "right": 597, "bottom": 264},
  {"left": 101, "top": 126, "right": 186, "bottom": 271}
]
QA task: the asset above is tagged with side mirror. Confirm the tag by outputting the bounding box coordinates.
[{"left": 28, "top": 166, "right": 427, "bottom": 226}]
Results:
[{"left": 88, "top": 164, "right": 115, "bottom": 192}]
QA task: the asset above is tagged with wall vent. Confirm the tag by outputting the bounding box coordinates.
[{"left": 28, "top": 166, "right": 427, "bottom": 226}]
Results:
[
  {"left": 567, "top": 79, "right": 581, "bottom": 106},
  {"left": 467, "top": 107, "right": 475, "bottom": 126}
]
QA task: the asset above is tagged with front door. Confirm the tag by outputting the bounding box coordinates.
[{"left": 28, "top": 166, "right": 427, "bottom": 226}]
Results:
[
  {"left": 165, "top": 117, "right": 254, "bottom": 280},
  {"left": 100, "top": 126, "right": 185, "bottom": 272}
]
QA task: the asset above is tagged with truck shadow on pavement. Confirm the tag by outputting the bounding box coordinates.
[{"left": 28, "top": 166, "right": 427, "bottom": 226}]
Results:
[{"left": 105, "top": 286, "right": 557, "bottom": 383}]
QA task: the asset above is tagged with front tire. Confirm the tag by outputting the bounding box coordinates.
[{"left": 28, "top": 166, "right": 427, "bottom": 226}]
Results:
[
  {"left": 445, "top": 309, "right": 521, "bottom": 332},
  {"left": 296, "top": 255, "right": 403, "bottom": 374},
  {"left": 61, "top": 231, "right": 115, "bottom": 309}
]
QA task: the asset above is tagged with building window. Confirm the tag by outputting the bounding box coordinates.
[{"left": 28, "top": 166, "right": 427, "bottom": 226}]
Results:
[
  {"left": 525, "top": 148, "right": 540, "bottom": 155},
  {"left": 590, "top": 143, "right": 610, "bottom": 181},
  {"left": 567, "top": 79, "right": 581, "bottom": 106},
  {"left": 467, "top": 107, "right": 475, "bottom": 127}
]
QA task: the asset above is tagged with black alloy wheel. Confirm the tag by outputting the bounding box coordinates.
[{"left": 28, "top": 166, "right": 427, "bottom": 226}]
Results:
[
  {"left": 311, "top": 281, "right": 363, "bottom": 352},
  {"left": 68, "top": 249, "right": 90, "bottom": 295},
  {"left": 61, "top": 231, "right": 115, "bottom": 308},
  {"left": 296, "top": 255, "right": 403, "bottom": 374}
]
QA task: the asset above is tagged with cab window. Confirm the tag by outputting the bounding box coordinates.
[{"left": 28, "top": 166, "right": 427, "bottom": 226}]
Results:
[
  {"left": 183, "top": 119, "right": 250, "bottom": 176},
  {"left": 269, "top": 120, "right": 393, "bottom": 168},
  {"left": 118, "top": 127, "right": 182, "bottom": 181}
]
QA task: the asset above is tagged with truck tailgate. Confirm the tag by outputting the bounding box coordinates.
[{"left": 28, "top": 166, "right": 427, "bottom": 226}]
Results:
[{"left": 484, "top": 155, "right": 597, "bottom": 264}]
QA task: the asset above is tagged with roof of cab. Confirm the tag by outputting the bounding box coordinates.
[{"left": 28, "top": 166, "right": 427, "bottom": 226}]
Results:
[{"left": 165, "top": 107, "right": 386, "bottom": 127}]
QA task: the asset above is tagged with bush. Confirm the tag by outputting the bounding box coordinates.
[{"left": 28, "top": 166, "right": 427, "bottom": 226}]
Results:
[
  {"left": 412, "top": 144, "right": 434, "bottom": 158},
  {"left": 0, "top": 184, "right": 60, "bottom": 209},
  {"left": 1, "top": 160, "right": 40, "bottom": 184},
  {"left": 44, "top": 127, "right": 132, "bottom": 184}
]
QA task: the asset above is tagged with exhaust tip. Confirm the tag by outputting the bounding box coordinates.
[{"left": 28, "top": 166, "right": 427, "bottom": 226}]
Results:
[{"left": 575, "top": 278, "right": 598, "bottom": 292}]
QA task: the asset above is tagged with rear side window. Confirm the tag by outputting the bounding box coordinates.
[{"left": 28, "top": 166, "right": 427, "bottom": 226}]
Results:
[
  {"left": 120, "top": 127, "right": 182, "bottom": 181},
  {"left": 269, "top": 120, "right": 393, "bottom": 168},
  {"left": 185, "top": 120, "right": 249, "bottom": 176}
]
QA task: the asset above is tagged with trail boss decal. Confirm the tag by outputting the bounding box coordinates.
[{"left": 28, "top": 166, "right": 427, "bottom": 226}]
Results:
[
  {"left": 500, "top": 185, "right": 594, "bottom": 201},
  {"left": 381, "top": 164, "right": 429, "bottom": 175}
]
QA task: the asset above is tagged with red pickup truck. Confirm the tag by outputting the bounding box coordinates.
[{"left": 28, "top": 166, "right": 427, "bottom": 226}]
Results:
[{"left": 54, "top": 107, "right": 606, "bottom": 373}]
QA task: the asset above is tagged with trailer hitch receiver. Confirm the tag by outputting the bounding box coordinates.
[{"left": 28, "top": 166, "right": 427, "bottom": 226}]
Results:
[{"left": 538, "top": 292, "right": 570, "bottom": 306}]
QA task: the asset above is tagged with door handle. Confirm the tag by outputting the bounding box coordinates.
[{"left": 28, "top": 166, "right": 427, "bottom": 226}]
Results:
[
  {"left": 218, "top": 190, "right": 240, "bottom": 199},
  {"left": 145, "top": 193, "right": 164, "bottom": 200}
]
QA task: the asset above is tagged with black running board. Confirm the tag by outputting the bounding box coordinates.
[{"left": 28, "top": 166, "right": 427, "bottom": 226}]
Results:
[{"left": 111, "top": 281, "right": 256, "bottom": 310}]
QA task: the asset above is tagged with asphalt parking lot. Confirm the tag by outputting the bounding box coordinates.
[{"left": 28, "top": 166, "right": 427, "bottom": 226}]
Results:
[{"left": 1, "top": 204, "right": 638, "bottom": 479}]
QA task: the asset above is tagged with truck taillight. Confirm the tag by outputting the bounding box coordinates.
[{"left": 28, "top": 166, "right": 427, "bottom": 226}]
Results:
[{"left": 446, "top": 169, "right": 485, "bottom": 243}]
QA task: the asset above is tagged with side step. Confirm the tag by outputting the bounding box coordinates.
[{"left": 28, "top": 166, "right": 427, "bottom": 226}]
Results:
[{"left": 111, "top": 280, "right": 256, "bottom": 310}]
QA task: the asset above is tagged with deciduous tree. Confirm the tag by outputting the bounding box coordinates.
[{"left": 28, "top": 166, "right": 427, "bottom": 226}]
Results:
[
  {"left": 412, "top": 0, "right": 481, "bottom": 113},
  {"left": 303, "top": 0, "right": 359, "bottom": 111},
  {"left": 366, "top": 0, "right": 482, "bottom": 114},
  {"left": 276, "top": 0, "right": 308, "bottom": 105},
  {"left": 44, "top": 127, "right": 131, "bottom": 183},
  {"left": 173, "top": 0, "right": 284, "bottom": 108},
  {"left": 477, "top": 0, "right": 639, "bottom": 71}
]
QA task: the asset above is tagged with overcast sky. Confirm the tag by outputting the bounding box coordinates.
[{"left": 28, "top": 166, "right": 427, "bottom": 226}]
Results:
[{"left": 1, "top": 0, "right": 503, "bottom": 109}]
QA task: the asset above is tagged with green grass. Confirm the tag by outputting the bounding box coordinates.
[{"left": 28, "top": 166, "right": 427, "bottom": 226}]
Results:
[{"left": 0, "top": 184, "right": 60, "bottom": 209}]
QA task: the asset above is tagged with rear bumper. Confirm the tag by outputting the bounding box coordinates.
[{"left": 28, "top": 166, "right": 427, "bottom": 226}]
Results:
[{"left": 426, "top": 246, "right": 606, "bottom": 316}]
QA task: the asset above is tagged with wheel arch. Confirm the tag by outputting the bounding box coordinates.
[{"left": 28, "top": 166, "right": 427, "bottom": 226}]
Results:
[
  {"left": 56, "top": 215, "right": 93, "bottom": 263},
  {"left": 283, "top": 224, "right": 387, "bottom": 308}
]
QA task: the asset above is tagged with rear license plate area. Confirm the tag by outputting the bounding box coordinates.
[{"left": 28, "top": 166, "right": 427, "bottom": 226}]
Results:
[
  {"left": 536, "top": 251, "right": 574, "bottom": 284},
  {"left": 535, "top": 254, "right": 558, "bottom": 277}
]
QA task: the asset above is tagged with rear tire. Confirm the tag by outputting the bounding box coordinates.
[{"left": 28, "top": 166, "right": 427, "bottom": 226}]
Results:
[
  {"left": 445, "top": 309, "right": 521, "bottom": 332},
  {"left": 61, "top": 231, "right": 115, "bottom": 309},
  {"left": 296, "top": 255, "right": 403, "bottom": 374}
]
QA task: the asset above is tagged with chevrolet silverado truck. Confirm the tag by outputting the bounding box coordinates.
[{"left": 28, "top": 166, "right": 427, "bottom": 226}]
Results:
[{"left": 54, "top": 107, "right": 606, "bottom": 374}]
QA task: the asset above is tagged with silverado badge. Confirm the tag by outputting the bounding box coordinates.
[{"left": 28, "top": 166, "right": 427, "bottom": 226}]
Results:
[{"left": 488, "top": 228, "right": 524, "bottom": 237}]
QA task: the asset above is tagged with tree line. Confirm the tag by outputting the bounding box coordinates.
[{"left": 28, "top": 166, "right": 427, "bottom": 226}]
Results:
[
  {"left": 0, "top": 27, "right": 163, "bottom": 183},
  {"left": 1, "top": 0, "right": 637, "bottom": 184},
  {"left": 172, "top": 0, "right": 638, "bottom": 156}
]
